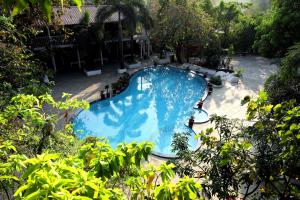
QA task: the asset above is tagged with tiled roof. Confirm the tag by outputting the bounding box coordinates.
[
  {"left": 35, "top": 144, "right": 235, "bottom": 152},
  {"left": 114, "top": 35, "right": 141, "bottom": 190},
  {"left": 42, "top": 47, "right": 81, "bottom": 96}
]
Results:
[{"left": 53, "top": 5, "right": 119, "bottom": 25}]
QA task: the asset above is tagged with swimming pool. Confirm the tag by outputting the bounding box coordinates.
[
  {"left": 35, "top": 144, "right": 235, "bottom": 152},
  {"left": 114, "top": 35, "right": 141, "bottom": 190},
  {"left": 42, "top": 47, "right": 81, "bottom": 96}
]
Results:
[{"left": 73, "top": 66, "right": 208, "bottom": 157}]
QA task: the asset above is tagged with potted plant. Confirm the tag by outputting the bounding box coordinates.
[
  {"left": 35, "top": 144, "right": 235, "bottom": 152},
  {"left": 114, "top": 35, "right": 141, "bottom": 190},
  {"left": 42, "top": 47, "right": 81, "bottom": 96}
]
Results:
[
  {"left": 241, "top": 95, "right": 251, "bottom": 105},
  {"left": 116, "top": 82, "right": 122, "bottom": 93},
  {"left": 105, "top": 85, "right": 110, "bottom": 98},
  {"left": 188, "top": 116, "right": 195, "bottom": 128},
  {"left": 234, "top": 67, "right": 245, "bottom": 78},
  {"left": 127, "top": 58, "right": 141, "bottom": 69},
  {"left": 208, "top": 86, "right": 213, "bottom": 95},
  {"left": 100, "top": 90, "right": 105, "bottom": 100},
  {"left": 197, "top": 101, "right": 203, "bottom": 109},
  {"left": 111, "top": 83, "right": 117, "bottom": 95},
  {"left": 209, "top": 76, "right": 222, "bottom": 88}
]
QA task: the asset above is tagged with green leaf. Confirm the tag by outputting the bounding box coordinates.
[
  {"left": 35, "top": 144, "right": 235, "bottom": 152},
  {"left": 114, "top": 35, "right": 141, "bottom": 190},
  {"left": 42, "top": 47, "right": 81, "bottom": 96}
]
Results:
[
  {"left": 73, "top": 0, "right": 83, "bottom": 11},
  {"left": 24, "top": 189, "right": 43, "bottom": 200},
  {"left": 241, "top": 141, "right": 252, "bottom": 150},
  {"left": 40, "top": 0, "right": 52, "bottom": 21},
  {"left": 290, "top": 123, "right": 298, "bottom": 131},
  {"left": 73, "top": 196, "right": 93, "bottom": 200},
  {"left": 11, "top": 0, "right": 28, "bottom": 16},
  {"left": 0, "top": 175, "right": 19, "bottom": 181},
  {"left": 265, "top": 105, "right": 273, "bottom": 112},
  {"left": 14, "top": 184, "right": 29, "bottom": 197}
]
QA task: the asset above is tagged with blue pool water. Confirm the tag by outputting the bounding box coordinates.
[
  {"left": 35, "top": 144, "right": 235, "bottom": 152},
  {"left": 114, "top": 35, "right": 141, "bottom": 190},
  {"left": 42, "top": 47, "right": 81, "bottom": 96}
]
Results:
[{"left": 73, "top": 66, "right": 207, "bottom": 156}]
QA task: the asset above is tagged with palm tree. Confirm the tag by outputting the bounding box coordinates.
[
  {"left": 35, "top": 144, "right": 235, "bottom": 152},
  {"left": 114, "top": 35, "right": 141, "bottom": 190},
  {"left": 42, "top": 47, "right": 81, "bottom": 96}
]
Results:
[
  {"left": 126, "top": 1, "right": 153, "bottom": 62},
  {"left": 96, "top": 0, "right": 153, "bottom": 69}
]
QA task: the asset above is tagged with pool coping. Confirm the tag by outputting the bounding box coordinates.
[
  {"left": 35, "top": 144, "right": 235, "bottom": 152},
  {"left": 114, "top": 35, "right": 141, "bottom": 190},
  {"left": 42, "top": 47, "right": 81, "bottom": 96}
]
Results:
[{"left": 71, "top": 64, "right": 210, "bottom": 159}]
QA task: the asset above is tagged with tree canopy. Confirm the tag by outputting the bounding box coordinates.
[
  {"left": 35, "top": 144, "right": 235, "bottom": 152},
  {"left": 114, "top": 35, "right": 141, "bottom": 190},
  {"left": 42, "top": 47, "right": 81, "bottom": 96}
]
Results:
[
  {"left": 172, "top": 91, "right": 300, "bottom": 199},
  {"left": 253, "top": 0, "right": 300, "bottom": 57}
]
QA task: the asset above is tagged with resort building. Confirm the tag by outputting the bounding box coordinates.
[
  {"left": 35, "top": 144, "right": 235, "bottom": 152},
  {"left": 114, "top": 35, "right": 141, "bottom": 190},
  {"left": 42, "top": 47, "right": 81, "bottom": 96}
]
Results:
[{"left": 31, "top": 5, "right": 151, "bottom": 73}]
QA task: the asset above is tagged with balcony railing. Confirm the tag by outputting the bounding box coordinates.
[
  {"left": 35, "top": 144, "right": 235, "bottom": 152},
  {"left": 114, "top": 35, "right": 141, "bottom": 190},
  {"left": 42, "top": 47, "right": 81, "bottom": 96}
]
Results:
[{"left": 31, "top": 35, "right": 74, "bottom": 50}]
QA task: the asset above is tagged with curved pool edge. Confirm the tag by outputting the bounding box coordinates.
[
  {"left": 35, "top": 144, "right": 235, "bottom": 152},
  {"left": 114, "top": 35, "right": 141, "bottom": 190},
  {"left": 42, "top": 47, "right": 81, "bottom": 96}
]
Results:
[
  {"left": 193, "top": 109, "right": 210, "bottom": 124},
  {"left": 71, "top": 64, "right": 210, "bottom": 159}
]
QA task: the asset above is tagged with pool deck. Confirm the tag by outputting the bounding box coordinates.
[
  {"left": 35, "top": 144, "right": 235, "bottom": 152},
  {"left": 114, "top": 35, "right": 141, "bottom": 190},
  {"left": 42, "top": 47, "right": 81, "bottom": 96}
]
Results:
[{"left": 52, "top": 55, "right": 278, "bottom": 164}]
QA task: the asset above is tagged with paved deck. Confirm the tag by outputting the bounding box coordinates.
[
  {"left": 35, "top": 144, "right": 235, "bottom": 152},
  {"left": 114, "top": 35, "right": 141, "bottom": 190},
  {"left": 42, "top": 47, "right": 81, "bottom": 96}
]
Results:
[{"left": 52, "top": 56, "right": 278, "bottom": 164}]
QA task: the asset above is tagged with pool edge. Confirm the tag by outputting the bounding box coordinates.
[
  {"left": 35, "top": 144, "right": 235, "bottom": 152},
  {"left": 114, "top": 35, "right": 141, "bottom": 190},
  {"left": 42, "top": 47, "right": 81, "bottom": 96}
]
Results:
[{"left": 71, "top": 64, "right": 210, "bottom": 159}]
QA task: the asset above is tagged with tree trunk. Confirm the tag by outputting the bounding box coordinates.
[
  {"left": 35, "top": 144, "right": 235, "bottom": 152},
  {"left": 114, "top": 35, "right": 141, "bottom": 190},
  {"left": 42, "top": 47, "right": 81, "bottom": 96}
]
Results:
[
  {"left": 176, "top": 44, "right": 185, "bottom": 63},
  {"left": 130, "top": 34, "right": 134, "bottom": 62},
  {"left": 46, "top": 26, "right": 57, "bottom": 72},
  {"left": 118, "top": 10, "right": 124, "bottom": 69},
  {"left": 99, "top": 42, "right": 103, "bottom": 67}
]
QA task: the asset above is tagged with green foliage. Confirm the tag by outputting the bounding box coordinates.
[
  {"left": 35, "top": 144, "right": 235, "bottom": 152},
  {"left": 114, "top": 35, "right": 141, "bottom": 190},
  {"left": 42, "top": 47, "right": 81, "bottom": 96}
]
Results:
[
  {"left": 79, "top": 11, "right": 91, "bottom": 26},
  {"left": 1, "top": 138, "right": 203, "bottom": 199},
  {"left": 264, "top": 74, "right": 300, "bottom": 104},
  {"left": 216, "top": 1, "right": 243, "bottom": 48},
  {"left": 0, "top": 93, "right": 202, "bottom": 199},
  {"left": 232, "top": 15, "right": 258, "bottom": 53},
  {"left": 96, "top": 0, "right": 153, "bottom": 68},
  {"left": 1, "top": 0, "right": 83, "bottom": 21},
  {"left": 265, "top": 44, "right": 300, "bottom": 104},
  {"left": 151, "top": 0, "right": 215, "bottom": 62},
  {"left": 0, "top": 93, "right": 89, "bottom": 157},
  {"left": 209, "top": 76, "right": 222, "bottom": 85},
  {"left": 234, "top": 67, "right": 245, "bottom": 78},
  {"left": 172, "top": 91, "right": 300, "bottom": 199},
  {"left": 0, "top": 16, "right": 52, "bottom": 109},
  {"left": 280, "top": 43, "right": 300, "bottom": 80},
  {"left": 253, "top": 0, "right": 300, "bottom": 57}
]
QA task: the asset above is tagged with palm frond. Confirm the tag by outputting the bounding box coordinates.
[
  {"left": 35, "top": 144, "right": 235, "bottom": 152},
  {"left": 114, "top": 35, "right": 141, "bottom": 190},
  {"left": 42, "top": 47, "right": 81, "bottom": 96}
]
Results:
[
  {"left": 117, "top": 5, "right": 137, "bottom": 33},
  {"left": 95, "top": 6, "right": 117, "bottom": 25},
  {"left": 130, "top": 0, "right": 153, "bottom": 30}
]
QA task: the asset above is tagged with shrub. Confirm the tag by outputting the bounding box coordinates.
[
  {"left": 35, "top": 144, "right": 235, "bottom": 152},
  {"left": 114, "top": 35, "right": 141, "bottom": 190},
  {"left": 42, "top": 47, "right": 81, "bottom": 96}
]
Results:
[
  {"left": 234, "top": 67, "right": 245, "bottom": 78},
  {"left": 265, "top": 44, "right": 300, "bottom": 104},
  {"left": 171, "top": 92, "right": 300, "bottom": 199},
  {"left": 209, "top": 76, "right": 222, "bottom": 85},
  {"left": 264, "top": 74, "right": 300, "bottom": 104}
]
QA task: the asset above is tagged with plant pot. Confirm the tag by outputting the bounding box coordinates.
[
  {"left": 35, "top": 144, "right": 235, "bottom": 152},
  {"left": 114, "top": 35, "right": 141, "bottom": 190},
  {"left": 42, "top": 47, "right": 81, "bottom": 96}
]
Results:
[
  {"left": 100, "top": 91, "right": 105, "bottom": 100},
  {"left": 84, "top": 69, "right": 102, "bottom": 76},
  {"left": 211, "top": 83, "right": 223, "bottom": 88},
  {"left": 128, "top": 62, "right": 142, "bottom": 69},
  {"left": 188, "top": 118, "right": 194, "bottom": 128},
  {"left": 197, "top": 101, "right": 203, "bottom": 109}
]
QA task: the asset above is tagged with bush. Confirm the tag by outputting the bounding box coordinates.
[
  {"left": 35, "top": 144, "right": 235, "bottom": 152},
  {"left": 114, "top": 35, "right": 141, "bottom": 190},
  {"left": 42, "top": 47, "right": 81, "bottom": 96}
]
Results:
[
  {"left": 264, "top": 74, "right": 300, "bottom": 104},
  {"left": 265, "top": 44, "right": 300, "bottom": 104},
  {"left": 171, "top": 92, "right": 300, "bottom": 199},
  {"left": 234, "top": 67, "right": 245, "bottom": 78},
  {"left": 232, "top": 15, "right": 258, "bottom": 53},
  {"left": 209, "top": 76, "right": 222, "bottom": 85},
  {"left": 253, "top": 0, "right": 300, "bottom": 57}
]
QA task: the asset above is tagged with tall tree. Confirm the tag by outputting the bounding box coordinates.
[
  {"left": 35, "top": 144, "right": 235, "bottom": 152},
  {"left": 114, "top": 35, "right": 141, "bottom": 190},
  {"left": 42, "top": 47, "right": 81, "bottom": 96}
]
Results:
[
  {"left": 253, "top": 0, "right": 300, "bottom": 57},
  {"left": 216, "top": 1, "right": 242, "bottom": 48},
  {"left": 96, "top": 0, "right": 152, "bottom": 69},
  {"left": 151, "top": 1, "right": 214, "bottom": 62}
]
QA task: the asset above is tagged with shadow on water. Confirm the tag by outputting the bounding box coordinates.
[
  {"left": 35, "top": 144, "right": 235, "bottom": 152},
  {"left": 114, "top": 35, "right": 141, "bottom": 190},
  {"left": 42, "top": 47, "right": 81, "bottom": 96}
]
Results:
[{"left": 73, "top": 67, "right": 206, "bottom": 155}]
